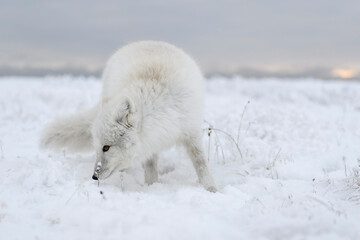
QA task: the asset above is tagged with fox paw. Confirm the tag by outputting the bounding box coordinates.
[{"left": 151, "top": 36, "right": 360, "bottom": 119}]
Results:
[{"left": 206, "top": 186, "right": 217, "bottom": 193}]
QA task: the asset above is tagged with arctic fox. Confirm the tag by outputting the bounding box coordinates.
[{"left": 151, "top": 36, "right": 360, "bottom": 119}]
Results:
[{"left": 41, "top": 41, "right": 217, "bottom": 192}]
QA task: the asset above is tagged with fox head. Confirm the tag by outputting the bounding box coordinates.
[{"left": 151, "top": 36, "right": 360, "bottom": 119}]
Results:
[{"left": 91, "top": 97, "right": 140, "bottom": 180}]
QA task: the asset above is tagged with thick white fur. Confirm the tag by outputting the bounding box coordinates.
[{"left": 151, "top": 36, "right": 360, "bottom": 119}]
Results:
[{"left": 41, "top": 41, "right": 216, "bottom": 192}]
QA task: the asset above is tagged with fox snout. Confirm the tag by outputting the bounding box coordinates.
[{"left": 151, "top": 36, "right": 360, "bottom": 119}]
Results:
[{"left": 92, "top": 162, "right": 102, "bottom": 180}]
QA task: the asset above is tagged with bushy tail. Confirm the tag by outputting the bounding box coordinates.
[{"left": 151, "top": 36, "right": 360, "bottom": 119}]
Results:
[{"left": 40, "top": 103, "right": 100, "bottom": 152}]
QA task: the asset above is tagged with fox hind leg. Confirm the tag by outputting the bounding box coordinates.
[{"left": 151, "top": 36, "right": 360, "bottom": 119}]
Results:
[{"left": 183, "top": 135, "right": 217, "bottom": 192}]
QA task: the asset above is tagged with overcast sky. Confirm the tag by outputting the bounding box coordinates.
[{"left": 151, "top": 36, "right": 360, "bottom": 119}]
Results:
[{"left": 1, "top": 0, "right": 359, "bottom": 79}]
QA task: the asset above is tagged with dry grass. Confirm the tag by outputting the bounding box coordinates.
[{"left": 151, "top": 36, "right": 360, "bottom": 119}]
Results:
[
  {"left": 204, "top": 101, "right": 250, "bottom": 163},
  {"left": 345, "top": 159, "right": 360, "bottom": 204}
]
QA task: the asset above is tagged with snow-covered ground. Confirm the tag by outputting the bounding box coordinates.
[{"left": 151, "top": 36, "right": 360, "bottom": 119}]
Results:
[{"left": 0, "top": 76, "right": 360, "bottom": 240}]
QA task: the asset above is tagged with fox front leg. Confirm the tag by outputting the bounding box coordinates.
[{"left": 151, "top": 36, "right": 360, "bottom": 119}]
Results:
[{"left": 143, "top": 154, "right": 159, "bottom": 185}]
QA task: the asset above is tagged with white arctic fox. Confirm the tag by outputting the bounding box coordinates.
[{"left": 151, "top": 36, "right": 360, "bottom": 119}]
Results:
[{"left": 41, "top": 41, "right": 217, "bottom": 192}]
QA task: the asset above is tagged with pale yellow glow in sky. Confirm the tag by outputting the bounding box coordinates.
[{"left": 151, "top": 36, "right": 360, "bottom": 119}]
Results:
[{"left": 332, "top": 69, "right": 356, "bottom": 79}]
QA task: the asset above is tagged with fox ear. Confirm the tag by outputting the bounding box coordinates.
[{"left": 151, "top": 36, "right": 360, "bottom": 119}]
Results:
[
  {"left": 125, "top": 99, "right": 135, "bottom": 114},
  {"left": 124, "top": 99, "right": 136, "bottom": 126},
  {"left": 116, "top": 99, "right": 136, "bottom": 126}
]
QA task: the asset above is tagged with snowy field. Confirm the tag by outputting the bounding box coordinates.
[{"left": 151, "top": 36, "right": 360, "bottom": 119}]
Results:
[{"left": 0, "top": 76, "right": 360, "bottom": 240}]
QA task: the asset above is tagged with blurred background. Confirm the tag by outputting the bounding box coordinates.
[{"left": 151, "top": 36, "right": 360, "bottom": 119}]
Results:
[{"left": 1, "top": 0, "right": 359, "bottom": 80}]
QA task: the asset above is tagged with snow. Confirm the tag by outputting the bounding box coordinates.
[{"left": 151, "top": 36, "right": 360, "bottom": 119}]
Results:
[{"left": 0, "top": 76, "right": 360, "bottom": 240}]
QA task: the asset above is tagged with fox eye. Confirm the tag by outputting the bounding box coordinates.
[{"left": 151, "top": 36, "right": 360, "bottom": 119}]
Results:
[{"left": 102, "top": 145, "right": 110, "bottom": 152}]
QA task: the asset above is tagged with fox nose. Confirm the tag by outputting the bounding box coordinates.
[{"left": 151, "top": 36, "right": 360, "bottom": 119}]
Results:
[{"left": 92, "top": 174, "right": 98, "bottom": 180}]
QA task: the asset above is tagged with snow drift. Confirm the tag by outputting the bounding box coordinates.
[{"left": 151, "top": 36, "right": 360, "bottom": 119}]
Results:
[{"left": 0, "top": 76, "right": 359, "bottom": 240}]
